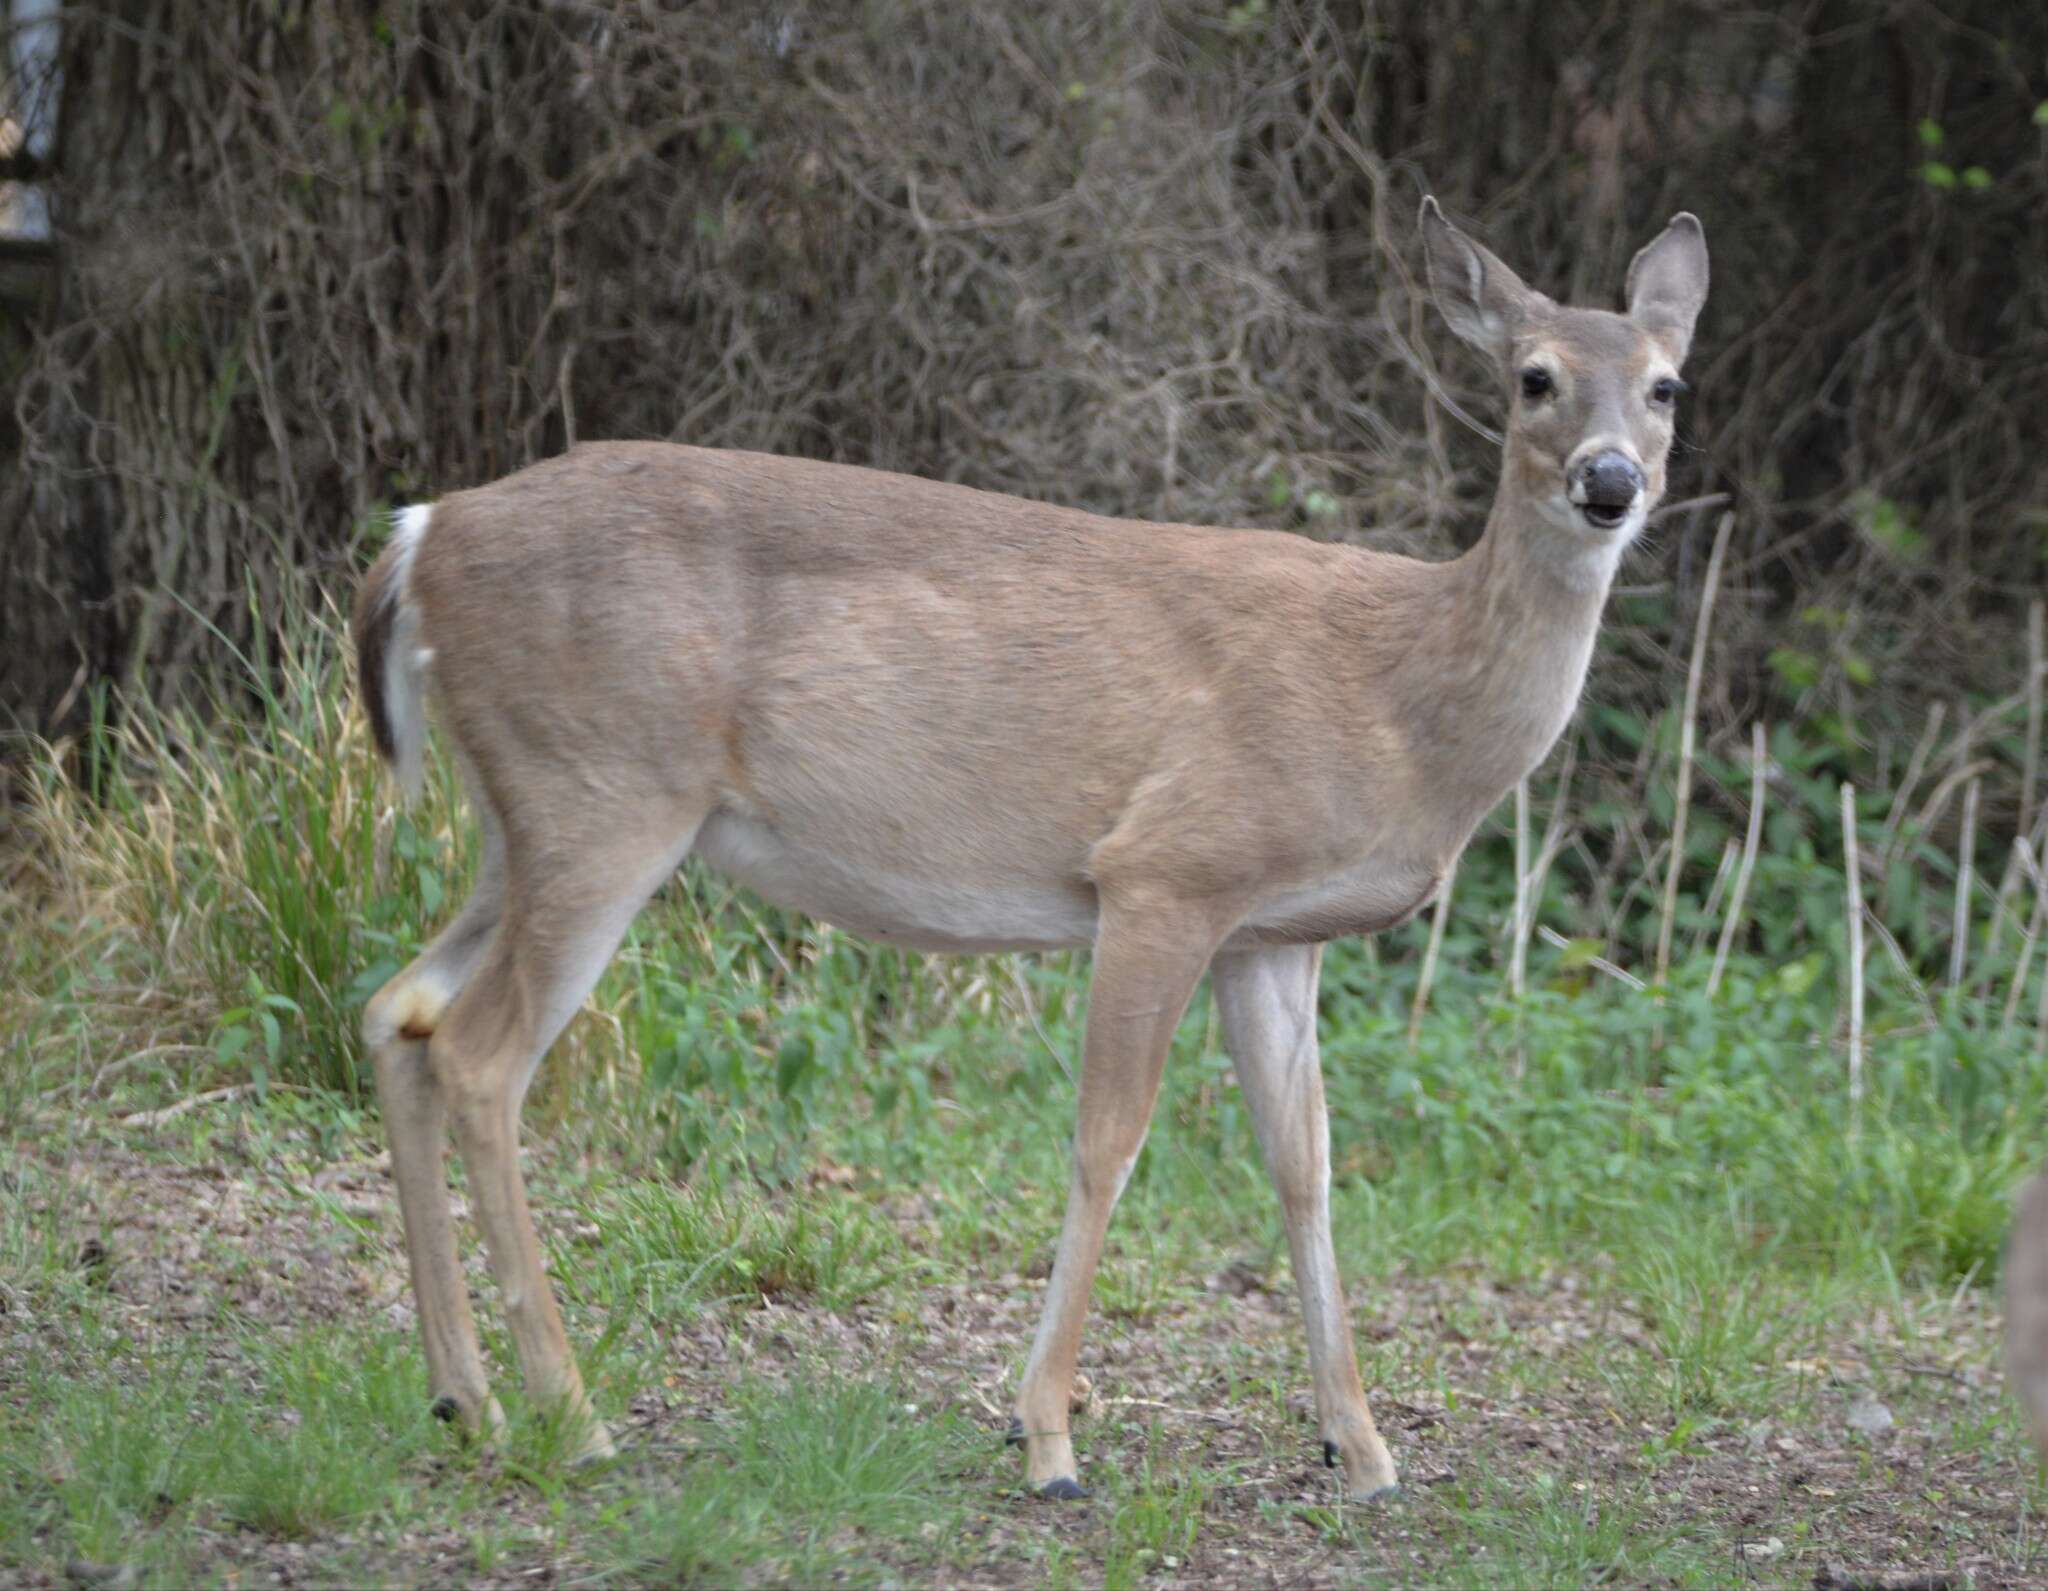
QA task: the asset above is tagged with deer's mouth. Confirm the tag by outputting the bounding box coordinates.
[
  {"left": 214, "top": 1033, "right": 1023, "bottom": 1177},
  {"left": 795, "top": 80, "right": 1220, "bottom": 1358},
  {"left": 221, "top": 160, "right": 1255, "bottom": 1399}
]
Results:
[{"left": 1579, "top": 501, "right": 1631, "bottom": 531}]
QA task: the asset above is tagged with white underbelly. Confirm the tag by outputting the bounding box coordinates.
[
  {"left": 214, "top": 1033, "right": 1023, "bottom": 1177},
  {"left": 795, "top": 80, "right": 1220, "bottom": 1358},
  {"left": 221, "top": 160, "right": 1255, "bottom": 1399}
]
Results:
[
  {"left": 693, "top": 812, "right": 1442, "bottom": 957},
  {"left": 1230, "top": 855, "right": 1442, "bottom": 946},
  {"left": 691, "top": 812, "right": 1098, "bottom": 953}
]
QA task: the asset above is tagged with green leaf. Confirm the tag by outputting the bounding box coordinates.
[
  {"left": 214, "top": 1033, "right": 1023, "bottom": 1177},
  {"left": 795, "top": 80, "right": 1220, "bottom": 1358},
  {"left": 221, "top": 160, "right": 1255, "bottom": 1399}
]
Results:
[
  {"left": 1776, "top": 954, "right": 1824, "bottom": 998},
  {"left": 1767, "top": 647, "right": 1821, "bottom": 692},
  {"left": 1920, "top": 161, "right": 1957, "bottom": 190},
  {"left": 1853, "top": 492, "right": 1926, "bottom": 561},
  {"left": 1843, "top": 653, "right": 1875, "bottom": 687},
  {"left": 775, "top": 1038, "right": 813, "bottom": 1098},
  {"left": 346, "top": 960, "right": 401, "bottom": 1007},
  {"left": 1551, "top": 936, "right": 1608, "bottom": 972},
  {"left": 1961, "top": 165, "right": 1992, "bottom": 190},
  {"left": 1815, "top": 711, "right": 1860, "bottom": 754},
  {"left": 1917, "top": 117, "right": 1944, "bottom": 149},
  {"left": 2034, "top": 100, "right": 2048, "bottom": 127}
]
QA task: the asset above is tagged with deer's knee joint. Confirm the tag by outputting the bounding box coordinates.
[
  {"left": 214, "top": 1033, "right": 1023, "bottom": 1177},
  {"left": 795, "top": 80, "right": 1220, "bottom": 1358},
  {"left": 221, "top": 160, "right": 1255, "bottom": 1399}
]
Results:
[
  {"left": 364, "top": 970, "right": 456, "bottom": 1052},
  {"left": 1073, "top": 1141, "right": 1141, "bottom": 1205},
  {"left": 1271, "top": 1156, "right": 1330, "bottom": 1217}
]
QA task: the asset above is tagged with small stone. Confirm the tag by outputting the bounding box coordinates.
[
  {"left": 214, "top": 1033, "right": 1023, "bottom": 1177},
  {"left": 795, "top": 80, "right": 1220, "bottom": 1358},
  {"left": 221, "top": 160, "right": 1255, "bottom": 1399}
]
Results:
[
  {"left": 1740, "top": 1537, "right": 1784, "bottom": 1562},
  {"left": 64, "top": 1563, "right": 139, "bottom": 1590},
  {"left": 1846, "top": 1397, "right": 1894, "bottom": 1436}
]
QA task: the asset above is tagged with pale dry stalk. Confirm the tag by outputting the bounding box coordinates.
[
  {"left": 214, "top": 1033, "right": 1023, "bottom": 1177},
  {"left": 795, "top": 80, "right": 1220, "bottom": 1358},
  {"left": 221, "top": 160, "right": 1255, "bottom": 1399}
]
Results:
[
  {"left": 1708, "top": 720, "right": 1767, "bottom": 997},
  {"left": 1841, "top": 781, "right": 1864, "bottom": 1126},
  {"left": 1655, "top": 510, "right": 1734, "bottom": 985},
  {"left": 1406, "top": 858, "right": 1457, "bottom": 1052},
  {"left": 1950, "top": 777, "right": 1979, "bottom": 991},
  {"left": 2007, "top": 839, "right": 2047, "bottom": 1039}
]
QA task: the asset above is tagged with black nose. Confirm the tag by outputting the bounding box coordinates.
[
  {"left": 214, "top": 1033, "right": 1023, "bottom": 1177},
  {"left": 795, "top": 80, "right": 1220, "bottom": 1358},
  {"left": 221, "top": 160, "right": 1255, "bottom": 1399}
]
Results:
[{"left": 1577, "top": 450, "right": 1644, "bottom": 509}]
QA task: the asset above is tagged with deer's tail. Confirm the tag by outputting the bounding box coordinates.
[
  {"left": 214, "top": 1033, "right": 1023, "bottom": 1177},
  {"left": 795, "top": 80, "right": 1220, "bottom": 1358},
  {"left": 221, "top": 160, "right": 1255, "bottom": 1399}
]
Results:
[{"left": 353, "top": 504, "right": 434, "bottom": 802}]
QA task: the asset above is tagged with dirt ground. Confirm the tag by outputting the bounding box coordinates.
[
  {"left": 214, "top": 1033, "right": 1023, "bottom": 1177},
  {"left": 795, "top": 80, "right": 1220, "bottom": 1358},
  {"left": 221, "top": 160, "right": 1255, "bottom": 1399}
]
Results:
[{"left": 6, "top": 1125, "right": 2041, "bottom": 1588}]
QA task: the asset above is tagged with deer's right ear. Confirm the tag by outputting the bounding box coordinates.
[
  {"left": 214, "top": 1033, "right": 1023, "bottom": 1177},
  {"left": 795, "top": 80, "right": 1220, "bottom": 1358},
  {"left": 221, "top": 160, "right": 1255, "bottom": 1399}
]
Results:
[{"left": 1419, "top": 196, "right": 1542, "bottom": 362}]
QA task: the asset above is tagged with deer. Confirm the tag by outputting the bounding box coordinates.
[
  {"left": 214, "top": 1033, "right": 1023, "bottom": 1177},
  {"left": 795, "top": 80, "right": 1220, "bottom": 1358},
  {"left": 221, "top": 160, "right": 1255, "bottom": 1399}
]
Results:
[
  {"left": 352, "top": 195, "right": 1708, "bottom": 1500},
  {"left": 2008, "top": 1173, "right": 2048, "bottom": 1459}
]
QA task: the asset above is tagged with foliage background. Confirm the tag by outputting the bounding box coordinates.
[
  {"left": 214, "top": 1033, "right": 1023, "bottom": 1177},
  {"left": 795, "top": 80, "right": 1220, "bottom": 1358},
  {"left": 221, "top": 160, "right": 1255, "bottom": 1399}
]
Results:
[{"left": 3, "top": 0, "right": 2045, "bottom": 809}]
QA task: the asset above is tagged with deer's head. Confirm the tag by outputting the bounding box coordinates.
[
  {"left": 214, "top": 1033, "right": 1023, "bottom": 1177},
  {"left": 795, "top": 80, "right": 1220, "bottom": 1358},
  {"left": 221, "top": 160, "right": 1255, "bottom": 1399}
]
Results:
[{"left": 1420, "top": 196, "right": 1708, "bottom": 558}]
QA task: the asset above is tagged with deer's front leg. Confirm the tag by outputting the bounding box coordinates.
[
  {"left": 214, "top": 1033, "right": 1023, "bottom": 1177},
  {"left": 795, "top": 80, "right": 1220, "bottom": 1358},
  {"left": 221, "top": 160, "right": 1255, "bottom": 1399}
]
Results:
[
  {"left": 1213, "top": 943, "right": 1398, "bottom": 1499},
  {"left": 1011, "top": 897, "right": 1218, "bottom": 1498}
]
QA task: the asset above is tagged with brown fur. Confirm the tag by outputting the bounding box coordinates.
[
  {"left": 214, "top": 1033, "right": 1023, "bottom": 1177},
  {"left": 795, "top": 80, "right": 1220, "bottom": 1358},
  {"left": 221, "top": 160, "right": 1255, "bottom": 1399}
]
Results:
[
  {"left": 2010, "top": 1171, "right": 2048, "bottom": 1457},
  {"left": 351, "top": 198, "right": 1710, "bottom": 1494}
]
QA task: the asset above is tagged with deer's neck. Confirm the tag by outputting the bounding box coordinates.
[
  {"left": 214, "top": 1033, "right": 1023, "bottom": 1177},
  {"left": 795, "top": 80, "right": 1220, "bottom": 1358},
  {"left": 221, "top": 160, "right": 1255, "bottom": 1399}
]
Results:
[{"left": 1394, "top": 490, "right": 1618, "bottom": 819}]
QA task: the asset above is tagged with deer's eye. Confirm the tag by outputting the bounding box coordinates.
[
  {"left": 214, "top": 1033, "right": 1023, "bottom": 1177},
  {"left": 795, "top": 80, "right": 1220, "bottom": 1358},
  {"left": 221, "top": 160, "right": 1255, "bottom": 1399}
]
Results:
[
  {"left": 1650, "top": 376, "right": 1686, "bottom": 406},
  {"left": 1520, "top": 367, "right": 1554, "bottom": 401}
]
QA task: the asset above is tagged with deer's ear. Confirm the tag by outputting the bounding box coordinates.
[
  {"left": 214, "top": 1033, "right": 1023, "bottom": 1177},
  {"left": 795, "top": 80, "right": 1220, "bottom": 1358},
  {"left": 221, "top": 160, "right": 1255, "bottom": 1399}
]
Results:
[
  {"left": 1626, "top": 212, "right": 1709, "bottom": 362},
  {"left": 1420, "top": 196, "right": 1544, "bottom": 362}
]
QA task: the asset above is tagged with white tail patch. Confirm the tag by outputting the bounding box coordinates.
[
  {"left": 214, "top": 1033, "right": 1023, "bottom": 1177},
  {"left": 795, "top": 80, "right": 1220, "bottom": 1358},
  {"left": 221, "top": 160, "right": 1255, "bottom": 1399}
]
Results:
[{"left": 383, "top": 503, "right": 435, "bottom": 800}]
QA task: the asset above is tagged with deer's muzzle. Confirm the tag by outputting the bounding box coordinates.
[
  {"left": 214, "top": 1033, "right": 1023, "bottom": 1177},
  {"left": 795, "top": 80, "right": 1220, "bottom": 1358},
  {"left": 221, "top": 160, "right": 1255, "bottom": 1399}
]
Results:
[{"left": 1569, "top": 450, "right": 1645, "bottom": 530}]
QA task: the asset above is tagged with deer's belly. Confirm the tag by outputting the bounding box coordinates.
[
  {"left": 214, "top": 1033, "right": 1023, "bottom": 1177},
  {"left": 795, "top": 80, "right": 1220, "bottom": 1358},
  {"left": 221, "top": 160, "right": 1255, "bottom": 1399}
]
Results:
[
  {"left": 1228, "top": 859, "right": 1443, "bottom": 948},
  {"left": 691, "top": 812, "right": 1098, "bottom": 953},
  {"left": 694, "top": 814, "right": 1441, "bottom": 956}
]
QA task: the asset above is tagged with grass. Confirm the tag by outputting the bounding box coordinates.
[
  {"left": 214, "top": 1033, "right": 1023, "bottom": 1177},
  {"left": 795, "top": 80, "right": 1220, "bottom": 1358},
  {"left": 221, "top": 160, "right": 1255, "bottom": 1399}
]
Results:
[{"left": 4, "top": 601, "right": 2048, "bottom": 1584}]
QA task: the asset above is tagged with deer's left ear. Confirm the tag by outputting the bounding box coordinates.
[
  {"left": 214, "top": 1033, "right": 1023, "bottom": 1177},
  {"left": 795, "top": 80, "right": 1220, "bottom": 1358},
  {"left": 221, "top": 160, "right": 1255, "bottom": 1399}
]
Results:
[{"left": 1626, "top": 213, "right": 1709, "bottom": 363}]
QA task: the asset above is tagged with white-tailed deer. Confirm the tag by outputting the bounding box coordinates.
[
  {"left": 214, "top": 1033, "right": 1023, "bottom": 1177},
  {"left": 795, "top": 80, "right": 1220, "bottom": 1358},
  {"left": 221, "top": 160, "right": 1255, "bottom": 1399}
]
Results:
[
  {"left": 354, "top": 196, "right": 1707, "bottom": 1499},
  {"left": 2008, "top": 1172, "right": 2048, "bottom": 1458}
]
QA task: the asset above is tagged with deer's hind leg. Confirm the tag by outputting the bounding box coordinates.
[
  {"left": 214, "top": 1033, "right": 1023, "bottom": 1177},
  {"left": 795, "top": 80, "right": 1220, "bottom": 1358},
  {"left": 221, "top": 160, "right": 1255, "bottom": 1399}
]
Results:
[
  {"left": 426, "top": 806, "right": 704, "bottom": 1463},
  {"left": 2007, "top": 1170, "right": 2048, "bottom": 1457},
  {"left": 363, "top": 816, "right": 509, "bottom": 1438}
]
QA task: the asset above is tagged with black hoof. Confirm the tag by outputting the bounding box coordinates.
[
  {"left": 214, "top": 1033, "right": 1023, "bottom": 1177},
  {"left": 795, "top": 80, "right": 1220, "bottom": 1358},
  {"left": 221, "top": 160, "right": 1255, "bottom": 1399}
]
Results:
[
  {"left": 1323, "top": 1439, "right": 1339, "bottom": 1469},
  {"left": 1037, "top": 1475, "right": 1089, "bottom": 1501},
  {"left": 1004, "top": 1417, "right": 1026, "bottom": 1448},
  {"left": 430, "top": 1395, "right": 461, "bottom": 1424}
]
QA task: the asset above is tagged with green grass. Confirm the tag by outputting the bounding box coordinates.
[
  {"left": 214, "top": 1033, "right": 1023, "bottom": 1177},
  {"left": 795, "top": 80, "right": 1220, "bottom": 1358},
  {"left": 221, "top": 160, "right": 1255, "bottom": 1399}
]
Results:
[
  {"left": 5, "top": 603, "right": 2048, "bottom": 1583},
  {"left": 603, "top": 1376, "right": 976, "bottom": 1583}
]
